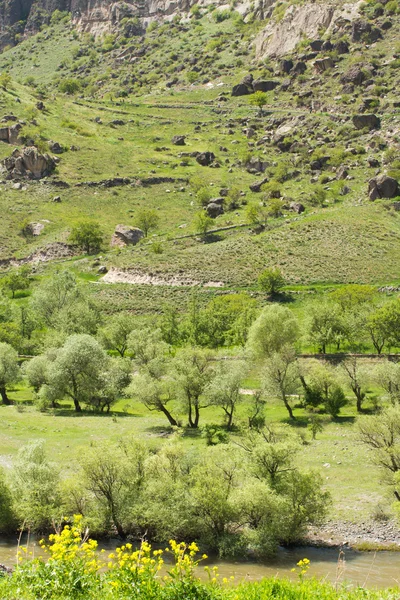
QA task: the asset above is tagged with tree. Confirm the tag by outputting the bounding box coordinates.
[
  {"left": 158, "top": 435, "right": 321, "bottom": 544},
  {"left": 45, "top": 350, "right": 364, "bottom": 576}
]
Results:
[
  {"left": 59, "top": 78, "right": 81, "bottom": 94},
  {"left": 174, "top": 348, "right": 215, "bottom": 428},
  {"left": 329, "top": 284, "right": 375, "bottom": 312},
  {"left": 302, "top": 361, "right": 347, "bottom": 418},
  {"left": 98, "top": 313, "right": 136, "bottom": 357},
  {"left": 135, "top": 209, "right": 159, "bottom": 237},
  {"left": 340, "top": 356, "right": 369, "bottom": 412},
  {"left": 374, "top": 360, "right": 400, "bottom": 405},
  {"left": 307, "top": 301, "right": 346, "bottom": 353},
  {"left": 89, "top": 357, "right": 131, "bottom": 413},
  {"left": 69, "top": 221, "right": 103, "bottom": 254},
  {"left": 9, "top": 441, "right": 60, "bottom": 530},
  {"left": 366, "top": 308, "right": 389, "bottom": 354},
  {"left": 23, "top": 354, "right": 51, "bottom": 393},
  {"left": 2, "top": 266, "right": 31, "bottom": 298},
  {"left": 248, "top": 91, "right": 268, "bottom": 115},
  {"left": 358, "top": 407, "right": 400, "bottom": 501},
  {"left": 258, "top": 267, "right": 285, "bottom": 296},
  {"left": 193, "top": 211, "right": 213, "bottom": 238},
  {"left": 129, "top": 370, "right": 178, "bottom": 426},
  {"left": 367, "top": 299, "right": 400, "bottom": 352},
  {"left": 263, "top": 346, "right": 299, "bottom": 420},
  {"left": 81, "top": 443, "right": 143, "bottom": 537},
  {"left": 0, "top": 342, "right": 20, "bottom": 405},
  {"left": 30, "top": 270, "right": 80, "bottom": 328},
  {"left": 0, "top": 469, "right": 15, "bottom": 532},
  {"left": 247, "top": 304, "right": 299, "bottom": 359},
  {"left": 246, "top": 203, "right": 268, "bottom": 227},
  {"left": 206, "top": 362, "right": 245, "bottom": 429},
  {"left": 46, "top": 334, "right": 108, "bottom": 412}
]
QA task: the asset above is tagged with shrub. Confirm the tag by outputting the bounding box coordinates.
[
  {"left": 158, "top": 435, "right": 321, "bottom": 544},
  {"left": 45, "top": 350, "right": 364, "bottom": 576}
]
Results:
[{"left": 59, "top": 78, "right": 81, "bottom": 94}]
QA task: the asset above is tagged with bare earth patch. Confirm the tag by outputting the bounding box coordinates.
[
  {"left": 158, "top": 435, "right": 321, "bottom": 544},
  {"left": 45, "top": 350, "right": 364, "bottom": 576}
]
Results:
[{"left": 101, "top": 268, "right": 223, "bottom": 287}]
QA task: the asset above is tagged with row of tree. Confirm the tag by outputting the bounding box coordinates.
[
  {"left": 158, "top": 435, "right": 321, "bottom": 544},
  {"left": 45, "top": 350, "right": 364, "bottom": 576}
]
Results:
[{"left": 0, "top": 433, "right": 329, "bottom": 552}]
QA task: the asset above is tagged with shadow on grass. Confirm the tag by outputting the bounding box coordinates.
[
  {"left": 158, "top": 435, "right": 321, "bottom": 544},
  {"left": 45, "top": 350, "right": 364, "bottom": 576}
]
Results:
[
  {"left": 51, "top": 407, "right": 142, "bottom": 418},
  {"left": 144, "top": 425, "right": 175, "bottom": 437},
  {"left": 204, "top": 233, "right": 223, "bottom": 243}
]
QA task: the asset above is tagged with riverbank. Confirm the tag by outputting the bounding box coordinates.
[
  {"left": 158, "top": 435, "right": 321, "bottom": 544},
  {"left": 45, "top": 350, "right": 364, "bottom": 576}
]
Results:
[{"left": 308, "top": 520, "right": 400, "bottom": 551}]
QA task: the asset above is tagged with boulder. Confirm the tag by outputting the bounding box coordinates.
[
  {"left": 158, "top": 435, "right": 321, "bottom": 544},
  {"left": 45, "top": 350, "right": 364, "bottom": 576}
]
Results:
[
  {"left": 310, "top": 40, "right": 323, "bottom": 51},
  {"left": 2, "top": 146, "right": 56, "bottom": 180},
  {"left": 111, "top": 119, "right": 125, "bottom": 126},
  {"left": 314, "top": 57, "right": 334, "bottom": 73},
  {"left": 352, "top": 114, "right": 380, "bottom": 130},
  {"left": 321, "top": 40, "right": 333, "bottom": 51},
  {"left": 36, "top": 101, "right": 45, "bottom": 110},
  {"left": 196, "top": 151, "right": 215, "bottom": 166},
  {"left": 111, "top": 225, "right": 144, "bottom": 247},
  {"left": 292, "top": 61, "right": 307, "bottom": 74},
  {"left": 289, "top": 201, "right": 305, "bottom": 214},
  {"left": 27, "top": 222, "right": 44, "bottom": 236},
  {"left": 253, "top": 80, "right": 279, "bottom": 92},
  {"left": 368, "top": 157, "right": 380, "bottom": 168},
  {"left": 231, "top": 83, "right": 251, "bottom": 97},
  {"left": 341, "top": 66, "right": 365, "bottom": 86},
  {"left": 368, "top": 174, "right": 398, "bottom": 200},
  {"left": 280, "top": 59, "right": 294, "bottom": 74},
  {"left": 206, "top": 202, "right": 224, "bottom": 218},
  {"left": 335, "top": 40, "right": 349, "bottom": 54},
  {"left": 249, "top": 177, "right": 269, "bottom": 192},
  {"left": 246, "top": 156, "right": 269, "bottom": 174},
  {"left": 336, "top": 165, "right": 349, "bottom": 180},
  {"left": 98, "top": 265, "right": 108, "bottom": 274},
  {"left": 172, "top": 135, "right": 186, "bottom": 146},
  {"left": 48, "top": 140, "right": 63, "bottom": 154},
  {"left": 351, "top": 19, "right": 382, "bottom": 43},
  {"left": 0, "top": 123, "right": 22, "bottom": 144}
]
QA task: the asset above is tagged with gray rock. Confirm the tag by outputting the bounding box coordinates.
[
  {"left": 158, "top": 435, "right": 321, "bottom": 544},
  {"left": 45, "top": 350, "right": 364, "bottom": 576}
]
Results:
[
  {"left": 98, "top": 265, "right": 108, "bottom": 274},
  {"left": 253, "top": 79, "right": 279, "bottom": 92},
  {"left": 2, "top": 146, "right": 56, "bottom": 180},
  {"left": 196, "top": 151, "right": 215, "bottom": 166},
  {"left": 48, "top": 141, "right": 63, "bottom": 154},
  {"left": 368, "top": 174, "right": 399, "bottom": 200},
  {"left": 352, "top": 114, "right": 380, "bottom": 130},
  {"left": 172, "top": 135, "right": 186, "bottom": 146},
  {"left": 289, "top": 202, "right": 305, "bottom": 214},
  {"left": 111, "top": 225, "right": 144, "bottom": 247},
  {"left": 206, "top": 202, "right": 224, "bottom": 218}
]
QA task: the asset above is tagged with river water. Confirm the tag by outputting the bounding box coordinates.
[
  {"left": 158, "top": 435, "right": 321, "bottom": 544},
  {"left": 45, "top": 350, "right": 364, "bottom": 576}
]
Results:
[{"left": 0, "top": 538, "right": 399, "bottom": 589}]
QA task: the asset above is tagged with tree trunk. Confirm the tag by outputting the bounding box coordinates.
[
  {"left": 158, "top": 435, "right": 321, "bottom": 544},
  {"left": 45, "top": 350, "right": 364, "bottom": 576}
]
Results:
[
  {"left": 283, "top": 394, "right": 295, "bottom": 420},
  {"left": 0, "top": 386, "right": 11, "bottom": 405},
  {"left": 188, "top": 397, "right": 194, "bottom": 428},
  {"left": 193, "top": 404, "right": 200, "bottom": 428},
  {"left": 73, "top": 397, "right": 82, "bottom": 412},
  {"left": 110, "top": 502, "right": 125, "bottom": 538},
  {"left": 160, "top": 404, "right": 178, "bottom": 427}
]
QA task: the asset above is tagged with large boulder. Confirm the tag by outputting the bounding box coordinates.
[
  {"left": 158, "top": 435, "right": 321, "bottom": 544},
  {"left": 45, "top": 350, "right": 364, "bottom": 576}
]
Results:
[
  {"left": 314, "top": 57, "right": 334, "bottom": 73},
  {"left": 352, "top": 114, "right": 380, "bottom": 130},
  {"left": 2, "top": 146, "right": 56, "bottom": 180},
  {"left": 172, "top": 135, "right": 186, "bottom": 146},
  {"left": 111, "top": 225, "right": 144, "bottom": 247},
  {"left": 368, "top": 175, "right": 399, "bottom": 200},
  {"left": 253, "top": 80, "right": 279, "bottom": 92},
  {"left": 206, "top": 201, "right": 224, "bottom": 218},
  {"left": 196, "top": 151, "right": 215, "bottom": 166},
  {"left": 231, "top": 74, "right": 254, "bottom": 96},
  {"left": 48, "top": 140, "right": 64, "bottom": 154},
  {"left": 341, "top": 66, "right": 365, "bottom": 86},
  {"left": 0, "top": 123, "right": 22, "bottom": 145}
]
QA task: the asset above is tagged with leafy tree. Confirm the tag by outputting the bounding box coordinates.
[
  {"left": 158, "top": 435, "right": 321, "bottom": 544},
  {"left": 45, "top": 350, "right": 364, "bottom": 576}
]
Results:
[
  {"left": 23, "top": 354, "right": 51, "bottom": 393},
  {"left": 46, "top": 334, "right": 108, "bottom": 412},
  {"left": 206, "top": 362, "right": 245, "bottom": 429},
  {"left": 329, "top": 284, "right": 375, "bottom": 312},
  {"left": 59, "top": 78, "right": 81, "bottom": 94},
  {"left": 0, "top": 342, "right": 20, "bottom": 405},
  {"left": 246, "top": 203, "right": 268, "bottom": 227},
  {"left": 258, "top": 267, "right": 285, "bottom": 296},
  {"left": 129, "top": 370, "right": 178, "bottom": 426},
  {"left": 128, "top": 327, "right": 169, "bottom": 367},
  {"left": 90, "top": 357, "right": 131, "bottom": 413},
  {"left": 135, "top": 209, "right": 159, "bottom": 237},
  {"left": 340, "top": 356, "right": 369, "bottom": 412},
  {"left": 247, "top": 304, "right": 299, "bottom": 359},
  {"left": 263, "top": 346, "right": 299, "bottom": 420},
  {"left": 239, "top": 424, "right": 301, "bottom": 485},
  {"left": 9, "top": 441, "right": 60, "bottom": 530},
  {"left": 370, "top": 299, "right": 400, "bottom": 350},
  {"left": 30, "top": 270, "right": 80, "bottom": 328},
  {"left": 248, "top": 91, "right": 268, "bottom": 115},
  {"left": 303, "top": 361, "right": 347, "bottom": 418},
  {"left": 374, "top": 360, "right": 400, "bottom": 405},
  {"left": 160, "top": 304, "right": 182, "bottom": 346},
  {"left": 358, "top": 407, "right": 400, "bottom": 501},
  {"left": 98, "top": 313, "right": 136, "bottom": 357},
  {"left": 69, "top": 221, "right": 103, "bottom": 254},
  {"left": 0, "top": 469, "right": 15, "bottom": 532},
  {"left": 366, "top": 307, "right": 389, "bottom": 354},
  {"left": 307, "top": 301, "right": 346, "bottom": 353},
  {"left": 81, "top": 443, "right": 146, "bottom": 537},
  {"left": 2, "top": 266, "right": 31, "bottom": 298},
  {"left": 174, "top": 348, "right": 215, "bottom": 428},
  {"left": 193, "top": 211, "right": 214, "bottom": 238}
]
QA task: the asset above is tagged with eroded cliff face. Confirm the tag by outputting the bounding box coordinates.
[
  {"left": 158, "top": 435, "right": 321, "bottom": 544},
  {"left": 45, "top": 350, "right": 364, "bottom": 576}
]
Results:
[{"left": 0, "top": 0, "right": 272, "bottom": 47}]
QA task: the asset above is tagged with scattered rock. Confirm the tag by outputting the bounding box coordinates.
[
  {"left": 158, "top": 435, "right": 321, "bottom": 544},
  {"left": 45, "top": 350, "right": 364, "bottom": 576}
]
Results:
[
  {"left": 0, "top": 123, "right": 22, "bottom": 145},
  {"left": 172, "top": 135, "right": 186, "bottom": 146},
  {"left": 368, "top": 157, "right": 380, "bottom": 168},
  {"left": 253, "top": 79, "right": 279, "bottom": 92},
  {"left": 48, "top": 141, "right": 63, "bottom": 154},
  {"left": 206, "top": 201, "right": 224, "bottom": 217},
  {"left": 27, "top": 222, "right": 44, "bottom": 236},
  {"left": 36, "top": 101, "right": 44, "bottom": 110},
  {"left": 98, "top": 265, "right": 108, "bottom": 274},
  {"left": 368, "top": 174, "right": 399, "bottom": 200},
  {"left": 53, "top": 196, "right": 61, "bottom": 202},
  {"left": 289, "top": 201, "right": 305, "bottom": 214},
  {"left": 196, "top": 151, "right": 215, "bottom": 166},
  {"left": 341, "top": 66, "right": 365, "bottom": 86},
  {"left": 352, "top": 114, "right": 380, "bottom": 130},
  {"left": 111, "top": 225, "right": 144, "bottom": 247},
  {"left": 110, "top": 119, "right": 125, "bottom": 126},
  {"left": 314, "top": 57, "right": 334, "bottom": 73},
  {"left": 250, "top": 177, "right": 269, "bottom": 192}
]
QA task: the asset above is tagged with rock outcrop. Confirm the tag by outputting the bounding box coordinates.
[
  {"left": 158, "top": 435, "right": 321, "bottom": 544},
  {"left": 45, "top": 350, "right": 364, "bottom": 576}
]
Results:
[
  {"left": 2, "top": 146, "right": 56, "bottom": 179},
  {"left": 111, "top": 224, "right": 144, "bottom": 247},
  {"left": 368, "top": 175, "right": 399, "bottom": 200},
  {"left": 0, "top": 124, "right": 22, "bottom": 145}
]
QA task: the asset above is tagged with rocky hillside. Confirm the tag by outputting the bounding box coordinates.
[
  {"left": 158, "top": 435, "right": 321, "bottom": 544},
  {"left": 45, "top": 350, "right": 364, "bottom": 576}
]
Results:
[{"left": 0, "top": 0, "right": 398, "bottom": 293}]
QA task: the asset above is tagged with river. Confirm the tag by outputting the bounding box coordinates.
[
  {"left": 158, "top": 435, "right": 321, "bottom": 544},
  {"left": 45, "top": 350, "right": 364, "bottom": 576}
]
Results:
[{"left": 0, "top": 538, "right": 399, "bottom": 589}]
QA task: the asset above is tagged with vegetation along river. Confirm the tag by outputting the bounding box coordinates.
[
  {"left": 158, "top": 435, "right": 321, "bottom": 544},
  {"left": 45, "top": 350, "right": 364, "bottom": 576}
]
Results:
[{"left": 0, "top": 539, "right": 399, "bottom": 589}]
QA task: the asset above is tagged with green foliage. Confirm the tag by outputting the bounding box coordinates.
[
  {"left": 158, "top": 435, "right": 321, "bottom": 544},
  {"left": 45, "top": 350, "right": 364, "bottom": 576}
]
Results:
[
  {"left": 194, "top": 211, "right": 214, "bottom": 237},
  {"left": 59, "top": 78, "right": 81, "bottom": 94},
  {"left": 247, "top": 304, "right": 299, "bottom": 358},
  {"left": 135, "top": 208, "right": 160, "bottom": 237},
  {"left": 258, "top": 267, "right": 285, "bottom": 295},
  {"left": 69, "top": 222, "right": 103, "bottom": 254},
  {"left": 0, "top": 72, "right": 12, "bottom": 90},
  {"left": 248, "top": 91, "right": 268, "bottom": 114},
  {"left": 2, "top": 266, "right": 31, "bottom": 298}
]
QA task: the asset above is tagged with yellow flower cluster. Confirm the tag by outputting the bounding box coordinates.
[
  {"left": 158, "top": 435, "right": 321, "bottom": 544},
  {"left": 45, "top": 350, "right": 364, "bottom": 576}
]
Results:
[{"left": 291, "top": 557, "right": 311, "bottom": 579}]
